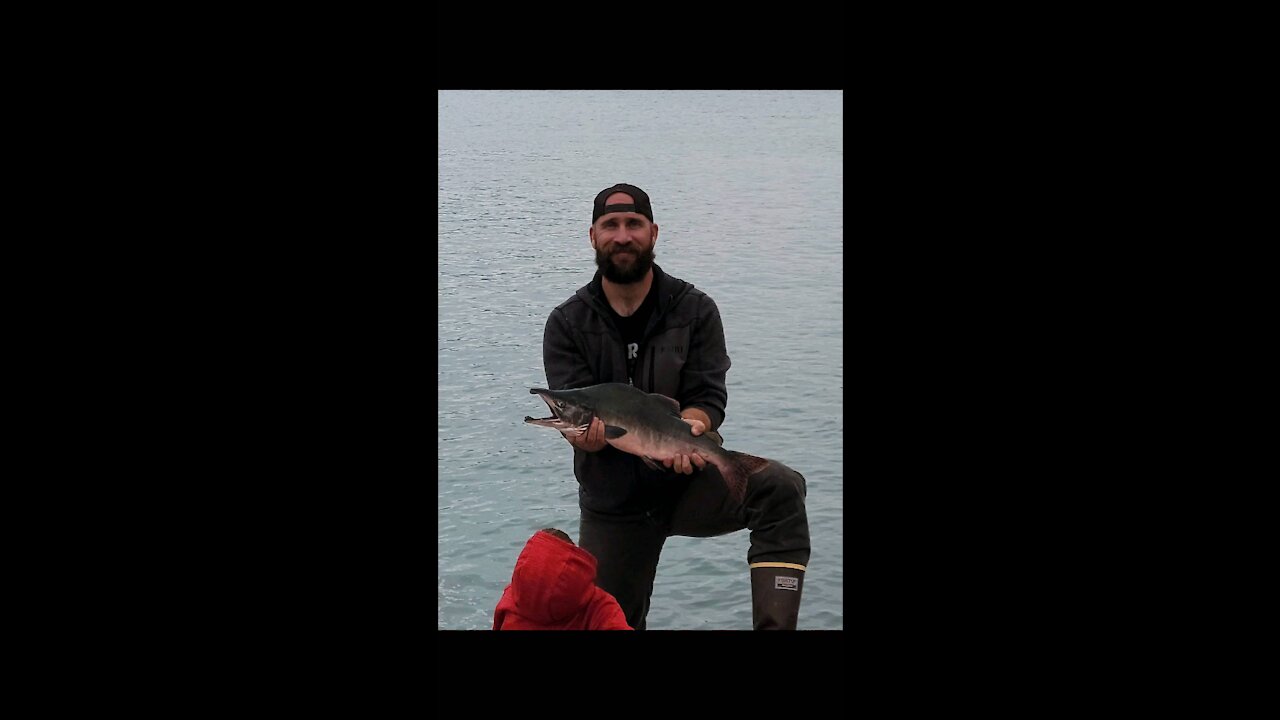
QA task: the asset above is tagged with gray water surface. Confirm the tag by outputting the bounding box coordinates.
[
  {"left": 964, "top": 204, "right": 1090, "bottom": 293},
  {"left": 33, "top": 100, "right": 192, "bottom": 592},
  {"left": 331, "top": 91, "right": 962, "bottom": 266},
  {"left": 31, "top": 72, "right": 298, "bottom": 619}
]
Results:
[{"left": 438, "top": 90, "right": 843, "bottom": 629}]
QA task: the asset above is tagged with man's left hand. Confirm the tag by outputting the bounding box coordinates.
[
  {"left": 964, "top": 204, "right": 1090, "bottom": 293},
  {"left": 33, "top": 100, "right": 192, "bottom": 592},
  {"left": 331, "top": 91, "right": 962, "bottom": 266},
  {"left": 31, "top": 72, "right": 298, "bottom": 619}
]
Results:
[{"left": 663, "top": 413, "right": 710, "bottom": 475}]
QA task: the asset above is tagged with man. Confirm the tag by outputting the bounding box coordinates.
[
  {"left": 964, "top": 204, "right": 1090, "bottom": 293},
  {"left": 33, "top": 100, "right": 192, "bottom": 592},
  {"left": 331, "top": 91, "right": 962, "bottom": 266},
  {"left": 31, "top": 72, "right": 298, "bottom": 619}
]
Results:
[{"left": 541, "top": 183, "right": 810, "bottom": 630}]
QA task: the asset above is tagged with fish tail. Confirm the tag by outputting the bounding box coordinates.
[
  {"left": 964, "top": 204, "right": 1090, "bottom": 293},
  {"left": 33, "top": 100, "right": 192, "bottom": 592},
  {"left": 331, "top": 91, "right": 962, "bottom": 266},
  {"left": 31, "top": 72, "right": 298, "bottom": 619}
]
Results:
[{"left": 719, "top": 451, "right": 770, "bottom": 503}]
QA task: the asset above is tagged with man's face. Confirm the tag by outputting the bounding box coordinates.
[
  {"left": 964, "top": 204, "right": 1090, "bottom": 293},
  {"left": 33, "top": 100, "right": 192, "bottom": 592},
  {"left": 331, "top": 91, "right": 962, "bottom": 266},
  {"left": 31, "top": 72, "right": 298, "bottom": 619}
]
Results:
[{"left": 590, "top": 193, "right": 659, "bottom": 284}]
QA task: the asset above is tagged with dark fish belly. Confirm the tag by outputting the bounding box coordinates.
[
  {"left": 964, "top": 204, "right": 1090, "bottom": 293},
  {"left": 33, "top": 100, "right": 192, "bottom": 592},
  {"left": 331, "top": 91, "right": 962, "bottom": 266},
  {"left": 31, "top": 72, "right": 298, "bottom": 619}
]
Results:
[{"left": 607, "top": 427, "right": 721, "bottom": 464}]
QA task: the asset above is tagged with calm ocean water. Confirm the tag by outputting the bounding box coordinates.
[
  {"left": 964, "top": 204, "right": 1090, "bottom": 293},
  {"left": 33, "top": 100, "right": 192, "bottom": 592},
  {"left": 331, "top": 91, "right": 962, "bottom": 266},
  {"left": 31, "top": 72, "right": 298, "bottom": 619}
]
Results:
[{"left": 438, "top": 90, "right": 843, "bottom": 629}]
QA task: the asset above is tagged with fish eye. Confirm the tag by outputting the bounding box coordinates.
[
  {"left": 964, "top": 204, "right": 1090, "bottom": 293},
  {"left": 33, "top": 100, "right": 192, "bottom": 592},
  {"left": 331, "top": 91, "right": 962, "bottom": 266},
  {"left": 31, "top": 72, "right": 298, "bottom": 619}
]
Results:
[{"left": 555, "top": 401, "right": 564, "bottom": 408}]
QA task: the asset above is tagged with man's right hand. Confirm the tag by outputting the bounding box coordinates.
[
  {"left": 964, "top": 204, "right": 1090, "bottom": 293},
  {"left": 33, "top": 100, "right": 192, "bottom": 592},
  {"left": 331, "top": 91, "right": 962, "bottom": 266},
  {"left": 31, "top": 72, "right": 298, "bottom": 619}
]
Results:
[{"left": 566, "top": 416, "right": 608, "bottom": 452}]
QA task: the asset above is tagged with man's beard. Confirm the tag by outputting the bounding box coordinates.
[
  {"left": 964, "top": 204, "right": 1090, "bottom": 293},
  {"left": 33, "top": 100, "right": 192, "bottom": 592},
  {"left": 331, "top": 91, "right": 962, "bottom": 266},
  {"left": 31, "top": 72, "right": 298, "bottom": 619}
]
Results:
[{"left": 595, "top": 244, "right": 656, "bottom": 284}]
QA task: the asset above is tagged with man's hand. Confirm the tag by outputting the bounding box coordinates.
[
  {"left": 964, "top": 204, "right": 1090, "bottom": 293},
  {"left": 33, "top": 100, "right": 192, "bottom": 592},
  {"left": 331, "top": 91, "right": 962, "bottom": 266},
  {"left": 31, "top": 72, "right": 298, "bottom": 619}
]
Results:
[
  {"left": 565, "top": 416, "right": 608, "bottom": 452},
  {"left": 663, "top": 411, "right": 710, "bottom": 475}
]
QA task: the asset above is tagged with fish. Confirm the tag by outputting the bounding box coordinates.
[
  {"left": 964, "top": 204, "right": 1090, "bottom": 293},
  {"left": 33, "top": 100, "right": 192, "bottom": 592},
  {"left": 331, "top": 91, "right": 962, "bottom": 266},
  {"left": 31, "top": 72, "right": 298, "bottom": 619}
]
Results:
[{"left": 525, "top": 382, "right": 770, "bottom": 501}]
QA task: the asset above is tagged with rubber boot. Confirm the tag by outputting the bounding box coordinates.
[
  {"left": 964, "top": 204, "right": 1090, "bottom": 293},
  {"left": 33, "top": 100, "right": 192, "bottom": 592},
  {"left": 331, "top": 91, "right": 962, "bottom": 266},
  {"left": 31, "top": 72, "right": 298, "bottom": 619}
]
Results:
[{"left": 750, "top": 563, "right": 805, "bottom": 630}]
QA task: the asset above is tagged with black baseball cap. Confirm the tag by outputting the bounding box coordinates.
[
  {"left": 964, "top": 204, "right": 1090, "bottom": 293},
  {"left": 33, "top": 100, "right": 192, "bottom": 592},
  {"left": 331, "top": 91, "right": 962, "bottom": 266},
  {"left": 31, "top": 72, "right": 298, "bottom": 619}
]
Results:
[{"left": 592, "top": 183, "right": 654, "bottom": 223}]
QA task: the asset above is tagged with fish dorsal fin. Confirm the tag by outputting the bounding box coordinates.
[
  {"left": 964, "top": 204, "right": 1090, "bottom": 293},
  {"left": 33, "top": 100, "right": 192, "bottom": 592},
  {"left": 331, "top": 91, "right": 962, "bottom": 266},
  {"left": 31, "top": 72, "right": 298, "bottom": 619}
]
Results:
[{"left": 648, "top": 393, "right": 681, "bottom": 414}]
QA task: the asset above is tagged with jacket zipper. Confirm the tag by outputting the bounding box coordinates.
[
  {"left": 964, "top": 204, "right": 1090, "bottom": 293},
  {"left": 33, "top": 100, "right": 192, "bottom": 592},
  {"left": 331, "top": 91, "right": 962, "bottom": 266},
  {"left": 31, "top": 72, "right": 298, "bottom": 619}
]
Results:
[{"left": 647, "top": 344, "right": 656, "bottom": 393}]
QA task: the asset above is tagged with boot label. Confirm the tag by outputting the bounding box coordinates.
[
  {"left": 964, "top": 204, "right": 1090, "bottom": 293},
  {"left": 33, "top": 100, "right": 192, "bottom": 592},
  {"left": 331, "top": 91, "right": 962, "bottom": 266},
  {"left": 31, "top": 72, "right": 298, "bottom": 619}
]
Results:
[{"left": 774, "top": 576, "right": 799, "bottom": 591}]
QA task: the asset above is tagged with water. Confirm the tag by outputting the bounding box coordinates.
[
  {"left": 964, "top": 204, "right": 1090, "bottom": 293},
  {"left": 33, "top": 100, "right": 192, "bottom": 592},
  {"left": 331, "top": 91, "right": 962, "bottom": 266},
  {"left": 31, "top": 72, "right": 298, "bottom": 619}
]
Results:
[{"left": 438, "top": 90, "right": 843, "bottom": 629}]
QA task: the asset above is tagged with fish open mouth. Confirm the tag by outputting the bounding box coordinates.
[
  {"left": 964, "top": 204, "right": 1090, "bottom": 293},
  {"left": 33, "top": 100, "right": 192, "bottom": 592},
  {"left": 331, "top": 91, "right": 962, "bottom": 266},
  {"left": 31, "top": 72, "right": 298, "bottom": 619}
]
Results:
[
  {"left": 523, "top": 415, "right": 587, "bottom": 435},
  {"left": 524, "top": 389, "right": 588, "bottom": 436}
]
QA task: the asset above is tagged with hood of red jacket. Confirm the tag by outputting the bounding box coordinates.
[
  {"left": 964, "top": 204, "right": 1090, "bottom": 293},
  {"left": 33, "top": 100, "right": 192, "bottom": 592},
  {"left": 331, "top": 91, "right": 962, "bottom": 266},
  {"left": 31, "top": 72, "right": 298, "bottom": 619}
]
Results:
[{"left": 500, "top": 531, "right": 597, "bottom": 625}]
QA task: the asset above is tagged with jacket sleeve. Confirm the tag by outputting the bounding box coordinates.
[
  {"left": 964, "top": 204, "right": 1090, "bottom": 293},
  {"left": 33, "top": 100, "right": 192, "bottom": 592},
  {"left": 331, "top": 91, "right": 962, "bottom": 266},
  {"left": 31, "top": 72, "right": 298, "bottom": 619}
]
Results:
[
  {"left": 543, "top": 306, "right": 598, "bottom": 391},
  {"left": 679, "top": 294, "right": 730, "bottom": 432},
  {"left": 587, "top": 588, "right": 633, "bottom": 630}
]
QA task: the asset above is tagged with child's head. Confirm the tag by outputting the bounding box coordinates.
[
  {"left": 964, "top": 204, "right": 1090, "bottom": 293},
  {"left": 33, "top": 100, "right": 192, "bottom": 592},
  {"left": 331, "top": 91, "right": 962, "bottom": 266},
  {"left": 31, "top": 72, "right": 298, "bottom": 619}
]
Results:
[{"left": 540, "top": 528, "right": 573, "bottom": 545}]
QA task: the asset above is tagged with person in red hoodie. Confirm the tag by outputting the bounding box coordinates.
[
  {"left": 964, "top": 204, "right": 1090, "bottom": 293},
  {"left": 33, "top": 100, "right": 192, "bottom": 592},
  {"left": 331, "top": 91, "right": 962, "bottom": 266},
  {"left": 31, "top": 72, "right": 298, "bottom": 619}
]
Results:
[{"left": 494, "top": 528, "right": 632, "bottom": 630}]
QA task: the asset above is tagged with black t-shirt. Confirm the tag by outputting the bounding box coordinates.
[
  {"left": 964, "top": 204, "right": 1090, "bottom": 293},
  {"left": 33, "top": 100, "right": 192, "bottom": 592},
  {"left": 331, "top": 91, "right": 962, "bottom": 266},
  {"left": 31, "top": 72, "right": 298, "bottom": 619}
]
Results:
[{"left": 604, "top": 281, "right": 657, "bottom": 384}]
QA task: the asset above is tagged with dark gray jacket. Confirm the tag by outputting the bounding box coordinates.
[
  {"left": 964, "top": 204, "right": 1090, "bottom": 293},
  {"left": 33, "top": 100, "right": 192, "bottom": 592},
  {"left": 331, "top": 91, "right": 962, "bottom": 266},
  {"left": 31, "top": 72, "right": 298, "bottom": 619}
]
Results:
[{"left": 543, "top": 263, "right": 731, "bottom": 515}]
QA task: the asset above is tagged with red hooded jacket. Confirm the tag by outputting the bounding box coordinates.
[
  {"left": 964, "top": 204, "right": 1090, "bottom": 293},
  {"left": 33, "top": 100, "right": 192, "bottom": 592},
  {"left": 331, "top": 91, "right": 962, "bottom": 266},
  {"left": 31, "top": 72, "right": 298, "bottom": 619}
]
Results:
[{"left": 493, "top": 530, "right": 631, "bottom": 630}]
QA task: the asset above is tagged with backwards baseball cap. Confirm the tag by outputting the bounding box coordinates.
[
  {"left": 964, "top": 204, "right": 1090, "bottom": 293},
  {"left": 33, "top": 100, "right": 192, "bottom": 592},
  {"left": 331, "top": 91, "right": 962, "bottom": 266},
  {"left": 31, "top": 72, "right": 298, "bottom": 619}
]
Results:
[{"left": 592, "top": 183, "right": 654, "bottom": 223}]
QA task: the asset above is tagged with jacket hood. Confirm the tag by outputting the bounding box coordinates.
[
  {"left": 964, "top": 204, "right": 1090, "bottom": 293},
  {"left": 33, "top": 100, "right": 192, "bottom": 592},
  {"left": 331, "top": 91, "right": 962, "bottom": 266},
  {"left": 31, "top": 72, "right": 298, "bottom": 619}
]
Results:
[
  {"left": 575, "top": 263, "right": 692, "bottom": 323},
  {"left": 504, "top": 531, "right": 598, "bottom": 624}
]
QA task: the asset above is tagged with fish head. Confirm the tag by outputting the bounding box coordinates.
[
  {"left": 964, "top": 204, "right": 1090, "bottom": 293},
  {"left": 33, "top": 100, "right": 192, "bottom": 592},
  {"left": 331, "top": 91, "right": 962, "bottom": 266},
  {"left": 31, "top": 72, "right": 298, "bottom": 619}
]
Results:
[{"left": 525, "top": 387, "right": 596, "bottom": 434}]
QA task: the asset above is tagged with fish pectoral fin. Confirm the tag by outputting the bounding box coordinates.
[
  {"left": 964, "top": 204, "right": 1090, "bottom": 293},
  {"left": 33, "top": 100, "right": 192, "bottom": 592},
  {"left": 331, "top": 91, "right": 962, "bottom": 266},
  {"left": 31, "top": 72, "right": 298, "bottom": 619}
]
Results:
[
  {"left": 640, "top": 455, "right": 663, "bottom": 471},
  {"left": 603, "top": 425, "right": 628, "bottom": 439}
]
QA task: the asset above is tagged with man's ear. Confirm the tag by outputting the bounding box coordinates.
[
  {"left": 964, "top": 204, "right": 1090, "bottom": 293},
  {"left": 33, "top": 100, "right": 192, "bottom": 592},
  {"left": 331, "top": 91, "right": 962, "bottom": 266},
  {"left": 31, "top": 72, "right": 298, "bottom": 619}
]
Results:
[
  {"left": 589, "top": 226, "right": 597, "bottom": 248},
  {"left": 651, "top": 223, "right": 659, "bottom": 245}
]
